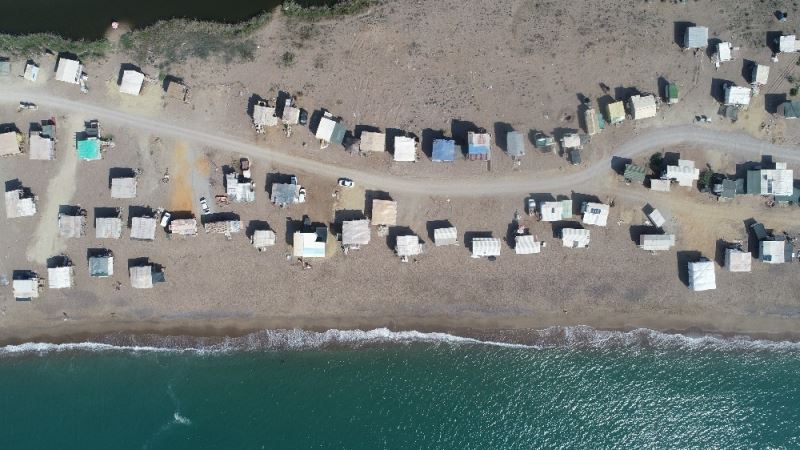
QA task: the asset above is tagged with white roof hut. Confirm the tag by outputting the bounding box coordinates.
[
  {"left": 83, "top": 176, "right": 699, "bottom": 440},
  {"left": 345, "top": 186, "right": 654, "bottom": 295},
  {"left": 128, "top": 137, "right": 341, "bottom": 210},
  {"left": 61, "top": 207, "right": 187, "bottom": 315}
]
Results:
[
  {"left": 751, "top": 65, "right": 769, "bottom": 86},
  {"left": 371, "top": 200, "right": 397, "bottom": 226},
  {"left": 58, "top": 213, "right": 85, "bottom": 238},
  {"left": 647, "top": 209, "right": 666, "bottom": 228},
  {"left": 630, "top": 95, "right": 657, "bottom": 120},
  {"left": 393, "top": 136, "right": 417, "bottom": 162},
  {"left": 95, "top": 217, "right": 122, "bottom": 239},
  {"left": 688, "top": 260, "right": 716, "bottom": 291},
  {"left": 396, "top": 235, "right": 423, "bottom": 257},
  {"left": 342, "top": 220, "right": 371, "bottom": 247},
  {"left": 23, "top": 62, "right": 39, "bottom": 82},
  {"left": 226, "top": 173, "right": 255, "bottom": 203},
  {"left": 282, "top": 105, "right": 300, "bottom": 125},
  {"left": 13, "top": 277, "right": 40, "bottom": 300},
  {"left": 434, "top": 227, "right": 458, "bottom": 246},
  {"left": 471, "top": 237, "right": 501, "bottom": 258},
  {"left": 561, "top": 228, "right": 590, "bottom": 248},
  {"left": 639, "top": 234, "right": 675, "bottom": 251},
  {"left": 55, "top": 58, "right": 82, "bottom": 84},
  {"left": 130, "top": 266, "right": 154, "bottom": 289},
  {"left": 665, "top": 160, "right": 700, "bottom": 187},
  {"left": 581, "top": 202, "right": 610, "bottom": 227},
  {"left": 724, "top": 85, "right": 751, "bottom": 106},
  {"left": 119, "top": 69, "right": 145, "bottom": 95},
  {"left": 29, "top": 134, "right": 55, "bottom": 160},
  {"left": 47, "top": 266, "right": 74, "bottom": 289},
  {"left": 540, "top": 200, "right": 573, "bottom": 222},
  {"left": 684, "top": 26, "right": 708, "bottom": 49},
  {"left": 130, "top": 217, "right": 157, "bottom": 240},
  {"left": 650, "top": 179, "right": 671, "bottom": 192},
  {"left": 779, "top": 35, "right": 797, "bottom": 53},
  {"left": 758, "top": 164, "right": 794, "bottom": 197},
  {"left": 760, "top": 240, "right": 788, "bottom": 264},
  {"left": 111, "top": 177, "right": 137, "bottom": 199},
  {"left": 515, "top": 235, "right": 541, "bottom": 254},
  {"left": 725, "top": 249, "right": 751, "bottom": 272},
  {"left": 251, "top": 229, "right": 276, "bottom": 251},
  {"left": 716, "top": 41, "right": 733, "bottom": 63},
  {"left": 292, "top": 229, "right": 327, "bottom": 258},
  {"left": 359, "top": 131, "right": 386, "bottom": 153},
  {"left": 0, "top": 131, "right": 21, "bottom": 157},
  {"left": 561, "top": 133, "right": 581, "bottom": 149},
  {"left": 169, "top": 218, "right": 198, "bottom": 236},
  {"left": 4, "top": 189, "right": 36, "bottom": 218},
  {"left": 89, "top": 254, "right": 114, "bottom": 277},
  {"left": 253, "top": 102, "right": 278, "bottom": 128}
]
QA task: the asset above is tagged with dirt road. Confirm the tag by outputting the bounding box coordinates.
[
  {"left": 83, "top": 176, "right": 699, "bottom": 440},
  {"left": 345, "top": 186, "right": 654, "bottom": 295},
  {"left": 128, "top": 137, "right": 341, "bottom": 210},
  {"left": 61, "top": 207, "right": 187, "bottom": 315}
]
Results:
[{"left": 2, "top": 87, "right": 798, "bottom": 197}]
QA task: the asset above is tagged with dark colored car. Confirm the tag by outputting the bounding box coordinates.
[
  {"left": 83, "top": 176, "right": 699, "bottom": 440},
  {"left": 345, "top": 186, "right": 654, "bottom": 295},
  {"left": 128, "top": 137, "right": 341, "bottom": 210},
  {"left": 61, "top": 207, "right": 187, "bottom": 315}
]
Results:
[{"left": 298, "top": 109, "right": 308, "bottom": 126}]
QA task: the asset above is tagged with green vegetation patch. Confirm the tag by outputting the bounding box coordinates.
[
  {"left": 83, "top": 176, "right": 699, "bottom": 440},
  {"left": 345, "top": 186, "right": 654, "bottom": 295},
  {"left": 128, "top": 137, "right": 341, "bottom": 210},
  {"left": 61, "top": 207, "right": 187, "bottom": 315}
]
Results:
[
  {"left": 283, "top": 0, "right": 374, "bottom": 20},
  {"left": 0, "top": 33, "right": 109, "bottom": 58},
  {"left": 120, "top": 13, "right": 270, "bottom": 66}
]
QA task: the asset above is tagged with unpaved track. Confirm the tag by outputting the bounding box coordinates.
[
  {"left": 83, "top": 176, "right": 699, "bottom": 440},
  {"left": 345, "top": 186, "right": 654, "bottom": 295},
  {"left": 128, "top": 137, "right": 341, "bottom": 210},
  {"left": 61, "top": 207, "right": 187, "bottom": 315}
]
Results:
[{"left": 2, "top": 88, "right": 798, "bottom": 197}]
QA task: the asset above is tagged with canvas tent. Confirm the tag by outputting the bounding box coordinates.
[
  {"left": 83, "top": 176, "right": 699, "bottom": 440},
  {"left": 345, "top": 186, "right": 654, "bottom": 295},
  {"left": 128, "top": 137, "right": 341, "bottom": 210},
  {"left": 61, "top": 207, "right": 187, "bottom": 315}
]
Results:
[
  {"left": 650, "top": 179, "right": 671, "bottom": 192},
  {"left": 581, "top": 202, "right": 610, "bottom": 227},
  {"left": 606, "top": 101, "right": 626, "bottom": 124},
  {"left": 624, "top": 164, "right": 646, "bottom": 184},
  {"left": 359, "top": 131, "right": 386, "bottom": 153},
  {"left": 253, "top": 101, "right": 278, "bottom": 129},
  {"left": 29, "top": 134, "right": 55, "bottom": 160},
  {"left": 515, "top": 235, "right": 541, "bottom": 255},
  {"left": 315, "top": 114, "right": 346, "bottom": 146},
  {"left": 471, "top": 237, "right": 501, "bottom": 257},
  {"left": 467, "top": 132, "right": 491, "bottom": 161},
  {"left": 251, "top": 229, "right": 276, "bottom": 251},
  {"left": 561, "top": 133, "right": 582, "bottom": 149},
  {"left": 665, "top": 160, "right": 700, "bottom": 187},
  {"left": 396, "top": 235, "right": 423, "bottom": 257},
  {"left": 647, "top": 208, "right": 666, "bottom": 228},
  {"left": 639, "top": 234, "right": 675, "bottom": 251},
  {"left": 95, "top": 217, "right": 122, "bottom": 239},
  {"left": 110, "top": 177, "right": 137, "bottom": 199},
  {"left": 760, "top": 239, "right": 790, "bottom": 264},
  {"left": 4, "top": 189, "right": 36, "bottom": 218},
  {"left": 688, "top": 260, "right": 716, "bottom": 291},
  {"left": 779, "top": 35, "right": 797, "bottom": 53},
  {"left": 725, "top": 249, "right": 751, "bottom": 272},
  {"left": 119, "top": 69, "right": 144, "bottom": 95},
  {"left": 0, "top": 131, "right": 21, "bottom": 156},
  {"left": 23, "top": 62, "right": 38, "bottom": 82},
  {"left": 58, "top": 213, "right": 85, "bottom": 238},
  {"left": 779, "top": 101, "right": 800, "bottom": 119},
  {"left": 130, "top": 265, "right": 156, "bottom": 289},
  {"left": 684, "top": 26, "right": 708, "bottom": 49},
  {"left": 561, "top": 228, "right": 590, "bottom": 248},
  {"left": 47, "top": 266, "right": 74, "bottom": 289},
  {"left": 393, "top": 136, "right": 417, "bottom": 162},
  {"left": 431, "top": 139, "right": 456, "bottom": 162},
  {"left": 13, "top": 276, "right": 39, "bottom": 300},
  {"left": 751, "top": 65, "right": 769, "bottom": 86},
  {"left": 271, "top": 183, "right": 302, "bottom": 206},
  {"left": 507, "top": 131, "right": 525, "bottom": 158},
  {"left": 630, "top": 95, "right": 657, "bottom": 120},
  {"left": 55, "top": 58, "right": 82, "bottom": 84},
  {"left": 169, "top": 219, "right": 197, "bottom": 236},
  {"left": 130, "top": 217, "right": 157, "bottom": 240},
  {"left": 293, "top": 228, "right": 327, "bottom": 258},
  {"left": 724, "top": 86, "right": 751, "bottom": 106},
  {"left": 342, "top": 220, "right": 371, "bottom": 247},
  {"left": 434, "top": 227, "right": 458, "bottom": 246},
  {"left": 89, "top": 254, "right": 114, "bottom": 277},
  {"left": 540, "top": 200, "right": 573, "bottom": 222},
  {"left": 371, "top": 200, "right": 397, "bottom": 226}
]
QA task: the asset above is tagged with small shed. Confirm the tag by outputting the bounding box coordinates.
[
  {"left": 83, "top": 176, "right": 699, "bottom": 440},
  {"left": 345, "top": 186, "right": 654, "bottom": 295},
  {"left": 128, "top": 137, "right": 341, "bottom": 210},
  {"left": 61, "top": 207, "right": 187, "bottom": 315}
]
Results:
[
  {"left": 55, "top": 57, "right": 82, "bottom": 84},
  {"left": 514, "top": 235, "right": 541, "bottom": 255},
  {"left": 169, "top": 218, "right": 198, "bottom": 236},
  {"left": 716, "top": 41, "right": 733, "bottom": 63},
  {"left": 396, "top": 235, "right": 423, "bottom": 257},
  {"left": 47, "top": 266, "right": 74, "bottom": 289},
  {"left": 130, "top": 266, "right": 154, "bottom": 289},
  {"left": 647, "top": 208, "right": 666, "bottom": 228},
  {"left": 688, "top": 259, "right": 716, "bottom": 291},
  {"left": 359, "top": 131, "right": 386, "bottom": 153},
  {"left": 0, "top": 131, "right": 21, "bottom": 157},
  {"left": 23, "top": 62, "right": 39, "bottom": 82},
  {"left": 4, "top": 188, "right": 37, "bottom": 218},
  {"left": 724, "top": 86, "right": 751, "bottom": 106},
  {"left": 760, "top": 239, "right": 790, "bottom": 264},
  {"left": 251, "top": 229, "right": 276, "bottom": 251},
  {"left": 684, "top": 26, "right": 709, "bottom": 49},
  {"left": 89, "top": 254, "right": 114, "bottom": 277},
  {"left": 630, "top": 95, "right": 657, "bottom": 120},
  {"left": 282, "top": 104, "right": 300, "bottom": 125},
  {"left": 271, "top": 182, "right": 301, "bottom": 206},
  {"left": 667, "top": 84, "right": 679, "bottom": 104},
  {"left": 561, "top": 228, "right": 590, "bottom": 248},
  {"left": 724, "top": 249, "right": 751, "bottom": 272},
  {"left": 583, "top": 107, "right": 599, "bottom": 136},
  {"left": 393, "top": 136, "right": 417, "bottom": 162},
  {"left": 434, "top": 227, "right": 458, "bottom": 246},
  {"left": 29, "top": 134, "right": 55, "bottom": 160},
  {"left": 371, "top": 200, "right": 397, "bottom": 226},
  {"left": 13, "top": 276, "right": 40, "bottom": 300},
  {"left": 751, "top": 65, "right": 769, "bottom": 86},
  {"left": 639, "top": 234, "right": 675, "bottom": 251},
  {"left": 467, "top": 132, "right": 491, "bottom": 161},
  {"left": 293, "top": 228, "right": 327, "bottom": 258},
  {"left": 0, "top": 60, "right": 8, "bottom": 77},
  {"left": 431, "top": 139, "right": 456, "bottom": 162},
  {"left": 540, "top": 200, "right": 573, "bottom": 222},
  {"left": 581, "top": 202, "right": 610, "bottom": 227},
  {"left": 130, "top": 217, "right": 157, "bottom": 240},
  {"left": 119, "top": 69, "right": 145, "bottom": 95},
  {"left": 507, "top": 131, "right": 525, "bottom": 158},
  {"left": 95, "top": 217, "right": 122, "bottom": 239},
  {"left": 166, "top": 79, "right": 188, "bottom": 101},
  {"left": 778, "top": 35, "right": 797, "bottom": 53},
  {"left": 561, "top": 133, "right": 582, "bottom": 149},
  {"left": 624, "top": 164, "right": 646, "bottom": 184},
  {"left": 471, "top": 237, "right": 501, "bottom": 257},
  {"left": 606, "top": 101, "right": 626, "bottom": 124},
  {"left": 111, "top": 177, "right": 137, "bottom": 199},
  {"left": 226, "top": 173, "right": 255, "bottom": 203},
  {"left": 76, "top": 137, "right": 101, "bottom": 161},
  {"left": 342, "top": 219, "right": 371, "bottom": 247},
  {"left": 665, "top": 160, "right": 700, "bottom": 187},
  {"left": 253, "top": 101, "right": 278, "bottom": 129},
  {"left": 779, "top": 101, "right": 800, "bottom": 119},
  {"left": 650, "top": 179, "right": 671, "bottom": 192},
  {"left": 315, "top": 114, "right": 346, "bottom": 146},
  {"left": 58, "top": 213, "right": 85, "bottom": 238}
]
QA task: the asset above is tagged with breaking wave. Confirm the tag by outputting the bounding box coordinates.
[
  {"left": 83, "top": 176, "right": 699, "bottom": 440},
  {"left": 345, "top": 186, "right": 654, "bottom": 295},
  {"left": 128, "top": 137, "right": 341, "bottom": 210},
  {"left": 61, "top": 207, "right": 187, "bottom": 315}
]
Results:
[{"left": 1, "top": 326, "right": 799, "bottom": 356}]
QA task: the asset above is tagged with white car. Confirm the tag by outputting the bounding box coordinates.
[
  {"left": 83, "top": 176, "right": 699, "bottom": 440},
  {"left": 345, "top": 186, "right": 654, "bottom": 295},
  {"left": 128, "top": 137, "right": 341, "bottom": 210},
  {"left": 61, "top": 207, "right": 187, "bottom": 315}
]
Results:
[
  {"left": 298, "top": 187, "right": 307, "bottom": 203},
  {"left": 338, "top": 178, "right": 354, "bottom": 188},
  {"left": 160, "top": 212, "right": 171, "bottom": 227},
  {"left": 200, "top": 197, "right": 211, "bottom": 215}
]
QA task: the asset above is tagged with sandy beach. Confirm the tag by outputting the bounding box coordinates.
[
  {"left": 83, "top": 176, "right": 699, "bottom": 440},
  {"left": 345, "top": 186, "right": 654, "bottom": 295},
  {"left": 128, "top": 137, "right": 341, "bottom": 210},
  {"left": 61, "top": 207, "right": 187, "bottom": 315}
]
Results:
[{"left": 1, "top": 0, "right": 799, "bottom": 344}]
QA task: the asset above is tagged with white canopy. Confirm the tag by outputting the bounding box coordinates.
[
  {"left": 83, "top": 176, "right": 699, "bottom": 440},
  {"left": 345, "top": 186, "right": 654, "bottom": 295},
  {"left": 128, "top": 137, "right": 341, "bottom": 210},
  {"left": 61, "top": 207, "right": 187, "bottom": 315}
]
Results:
[
  {"left": 688, "top": 260, "right": 716, "bottom": 291},
  {"left": 752, "top": 65, "right": 769, "bottom": 85},
  {"left": 130, "top": 266, "right": 153, "bottom": 289},
  {"left": 29, "top": 134, "right": 54, "bottom": 160},
  {"left": 630, "top": 95, "right": 657, "bottom": 120},
  {"left": 342, "top": 220, "right": 371, "bottom": 246},
  {"left": 253, "top": 103, "right": 277, "bottom": 127},
  {"left": 650, "top": 179, "right": 671, "bottom": 192},
  {"left": 95, "top": 217, "right": 122, "bottom": 239},
  {"left": 0, "top": 131, "right": 21, "bottom": 156},
  {"left": 371, "top": 200, "right": 397, "bottom": 226},
  {"left": 471, "top": 237, "right": 501, "bottom": 257},
  {"left": 540, "top": 200, "right": 572, "bottom": 222},
  {"left": 561, "top": 134, "right": 581, "bottom": 149},
  {"left": 119, "top": 69, "right": 145, "bottom": 95},
  {"left": 639, "top": 234, "right": 675, "bottom": 251},
  {"left": 724, "top": 86, "right": 751, "bottom": 106},
  {"left": 4, "top": 190, "right": 36, "bottom": 218},
  {"left": 47, "top": 266, "right": 74, "bottom": 289},
  {"left": 665, "top": 160, "right": 700, "bottom": 187},
  {"left": 130, "top": 217, "right": 157, "bottom": 240},
  {"left": 396, "top": 235, "right": 423, "bottom": 257},
  {"left": 514, "top": 235, "right": 541, "bottom": 254},
  {"left": 761, "top": 240, "right": 787, "bottom": 264},
  {"left": 561, "top": 228, "right": 590, "bottom": 248},
  {"left": 13, "top": 278, "right": 39, "bottom": 299},
  {"left": 725, "top": 249, "right": 751, "bottom": 272},
  {"left": 779, "top": 35, "right": 797, "bottom": 53},
  {"left": 647, "top": 209, "right": 666, "bottom": 228},
  {"left": 58, "top": 214, "right": 85, "bottom": 238},
  {"left": 359, "top": 131, "right": 386, "bottom": 153},
  {"left": 111, "top": 177, "right": 137, "bottom": 199},
  {"left": 434, "top": 227, "right": 458, "bottom": 246},
  {"left": 393, "top": 136, "right": 416, "bottom": 162},
  {"left": 582, "top": 202, "right": 610, "bottom": 227},
  {"left": 315, "top": 116, "right": 338, "bottom": 141},
  {"left": 717, "top": 41, "right": 732, "bottom": 62},
  {"left": 55, "top": 58, "right": 82, "bottom": 84},
  {"left": 252, "top": 229, "right": 276, "bottom": 250}
]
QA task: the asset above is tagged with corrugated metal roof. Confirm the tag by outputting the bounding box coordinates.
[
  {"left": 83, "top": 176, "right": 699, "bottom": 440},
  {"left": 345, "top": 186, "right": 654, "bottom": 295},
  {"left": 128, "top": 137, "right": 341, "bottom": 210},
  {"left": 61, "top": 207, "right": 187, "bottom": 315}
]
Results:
[
  {"left": 688, "top": 260, "right": 716, "bottom": 291},
  {"left": 471, "top": 237, "right": 501, "bottom": 257},
  {"left": 684, "top": 26, "right": 709, "bottom": 48},
  {"left": 396, "top": 235, "right": 423, "bottom": 257},
  {"left": 431, "top": 139, "right": 456, "bottom": 162},
  {"left": 342, "top": 220, "right": 371, "bottom": 246},
  {"left": 434, "top": 227, "right": 458, "bottom": 246},
  {"left": 130, "top": 217, "right": 157, "bottom": 240},
  {"left": 724, "top": 249, "right": 751, "bottom": 272},
  {"left": 561, "top": 228, "right": 590, "bottom": 248},
  {"left": 95, "top": 217, "right": 122, "bottom": 239},
  {"left": 507, "top": 131, "right": 525, "bottom": 157},
  {"left": 514, "top": 235, "right": 540, "bottom": 254}
]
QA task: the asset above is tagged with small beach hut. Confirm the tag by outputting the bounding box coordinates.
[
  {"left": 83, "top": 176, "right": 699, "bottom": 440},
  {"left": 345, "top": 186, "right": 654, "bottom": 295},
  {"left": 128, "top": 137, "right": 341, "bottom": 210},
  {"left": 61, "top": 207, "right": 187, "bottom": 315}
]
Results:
[
  {"left": 29, "top": 133, "right": 55, "bottom": 160},
  {"left": 371, "top": 200, "right": 397, "bottom": 226},
  {"left": 342, "top": 219, "right": 371, "bottom": 248},
  {"left": 467, "top": 131, "right": 491, "bottom": 161},
  {"left": 778, "top": 35, "right": 797, "bottom": 53},
  {"left": 606, "top": 101, "right": 626, "bottom": 124},
  {"left": 724, "top": 248, "right": 751, "bottom": 272},
  {"left": 751, "top": 65, "right": 769, "bottom": 86},
  {"left": 76, "top": 136, "right": 101, "bottom": 161},
  {"left": 779, "top": 101, "right": 800, "bottom": 119},
  {"left": 4, "top": 187, "right": 37, "bottom": 218},
  {"left": 688, "top": 259, "right": 716, "bottom": 291},
  {"left": 12, "top": 274, "right": 40, "bottom": 300},
  {"left": 47, "top": 266, "right": 74, "bottom": 289},
  {"left": 253, "top": 101, "right": 278, "bottom": 131},
  {"left": 130, "top": 217, "right": 157, "bottom": 241},
  {"left": 95, "top": 217, "right": 122, "bottom": 239},
  {"left": 650, "top": 179, "right": 671, "bottom": 192},
  {"left": 358, "top": 131, "right": 386, "bottom": 154},
  {"left": 684, "top": 26, "right": 708, "bottom": 49},
  {"left": 540, "top": 200, "right": 573, "bottom": 222},
  {"left": 471, "top": 237, "right": 501, "bottom": 258},
  {"left": 23, "top": 62, "right": 38, "bottom": 82},
  {"left": 119, "top": 69, "right": 145, "bottom": 96},
  {"left": 647, "top": 208, "right": 666, "bottom": 228},
  {"left": 58, "top": 213, "right": 85, "bottom": 238},
  {"left": 0, "top": 130, "right": 22, "bottom": 157},
  {"left": 665, "top": 160, "right": 700, "bottom": 187},
  {"left": 666, "top": 83, "right": 679, "bottom": 104},
  {"left": 639, "top": 234, "right": 675, "bottom": 251},
  {"left": 89, "top": 253, "right": 114, "bottom": 277},
  {"left": 561, "top": 228, "right": 590, "bottom": 248},
  {"left": 270, "top": 182, "right": 302, "bottom": 206},
  {"left": 724, "top": 86, "right": 751, "bottom": 106},
  {"left": 433, "top": 227, "right": 458, "bottom": 246},
  {"left": 514, "top": 235, "right": 541, "bottom": 255},
  {"left": 396, "top": 235, "right": 423, "bottom": 258},
  {"left": 166, "top": 79, "right": 188, "bottom": 101},
  {"left": 507, "top": 131, "right": 525, "bottom": 158},
  {"left": 169, "top": 218, "right": 198, "bottom": 236},
  {"left": 630, "top": 95, "right": 657, "bottom": 120},
  {"left": 431, "top": 139, "right": 456, "bottom": 162},
  {"left": 581, "top": 202, "right": 610, "bottom": 227},
  {"left": 393, "top": 136, "right": 417, "bottom": 162},
  {"left": 130, "top": 265, "right": 156, "bottom": 289},
  {"left": 226, "top": 173, "right": 255, "bottom": 203},
  {"left": 251, "top": 229, "right": 276, "bottom": 251},
  {"left": 315, "top": 113, "right": 346, "bottom": 148},
  {"left": 111, "top": 176, "right": 137, "bottom": 199},
  {"left": 624, "top": 164, "right": 646, "bottom": 184},
  {"left": 55, "top": 57, "right": 82, "bottom": 84},
  {"left": 292, "top": 227, "right": 327, "bottom": 258},
  {"left": 760, "top": 239, "right": 791, "bottom": 264}
]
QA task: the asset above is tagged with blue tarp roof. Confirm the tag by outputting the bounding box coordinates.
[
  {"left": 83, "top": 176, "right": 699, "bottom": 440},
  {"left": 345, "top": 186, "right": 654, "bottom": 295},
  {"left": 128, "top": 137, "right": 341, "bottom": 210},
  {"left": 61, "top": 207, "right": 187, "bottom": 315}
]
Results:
[
  {"left": 431, "top": 139, "right": 455, "bottom": 162},
  {"left": 468, "top": 143, "right": 490, "bottom": 155}
]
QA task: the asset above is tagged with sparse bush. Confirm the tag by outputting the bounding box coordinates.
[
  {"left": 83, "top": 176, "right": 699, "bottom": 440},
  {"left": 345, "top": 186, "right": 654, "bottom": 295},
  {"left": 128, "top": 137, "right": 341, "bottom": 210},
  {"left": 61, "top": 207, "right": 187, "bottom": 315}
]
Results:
[
  {"left": 283, "top": 0, "right": 374, "bottom": 20},
  {"left": 791, "top": 87, "right": 798, "bottom": 97},
  {"left": 0, "top": 33, "right": 109, "bottom": 58},
  {"left": 281, "top": 51, "right": 295, "bottom": 67},
  {"left": 649, "top": 152, "right": 664, "bottom": 174}
]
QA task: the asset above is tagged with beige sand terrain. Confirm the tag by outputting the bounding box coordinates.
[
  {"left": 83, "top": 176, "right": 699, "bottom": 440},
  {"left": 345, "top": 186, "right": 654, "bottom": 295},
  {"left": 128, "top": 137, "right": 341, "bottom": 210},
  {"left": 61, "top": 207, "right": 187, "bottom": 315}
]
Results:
[{"left": 0, "top": 0, "right": 799, "bottom": 343}]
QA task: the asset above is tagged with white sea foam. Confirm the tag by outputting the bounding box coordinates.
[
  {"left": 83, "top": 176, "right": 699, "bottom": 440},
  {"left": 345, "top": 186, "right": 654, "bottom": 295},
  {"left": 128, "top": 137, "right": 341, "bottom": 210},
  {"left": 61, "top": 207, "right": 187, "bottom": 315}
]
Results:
[
  {"left": 173, "top": 413, "right": 191, "bottom": 425},
  {"left": 0, "top": 326, "right": 798, "bottom": 356}
]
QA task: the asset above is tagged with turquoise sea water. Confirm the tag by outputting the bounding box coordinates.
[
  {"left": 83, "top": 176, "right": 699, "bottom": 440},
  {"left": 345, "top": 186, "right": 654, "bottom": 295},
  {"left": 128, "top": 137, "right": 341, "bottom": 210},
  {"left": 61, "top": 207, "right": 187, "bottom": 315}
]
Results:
[{"left": 0, "top": 328, "right": 799, "bottom": 449}]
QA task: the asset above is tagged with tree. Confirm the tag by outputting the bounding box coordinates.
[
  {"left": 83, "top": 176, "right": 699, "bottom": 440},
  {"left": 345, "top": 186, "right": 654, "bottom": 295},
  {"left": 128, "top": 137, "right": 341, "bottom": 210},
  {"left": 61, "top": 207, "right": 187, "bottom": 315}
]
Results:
[{"left": 649, "top": 152, "right": 664, "bottom": 175}]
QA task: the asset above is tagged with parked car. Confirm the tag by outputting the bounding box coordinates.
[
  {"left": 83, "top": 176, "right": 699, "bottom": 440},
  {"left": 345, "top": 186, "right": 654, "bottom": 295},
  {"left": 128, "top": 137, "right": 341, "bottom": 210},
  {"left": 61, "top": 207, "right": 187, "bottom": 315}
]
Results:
[
  {"left": 199, "top": 197, "right": 210, "bottom": 214},
  {"left": 160, "top": 212, "right": 171, "bottom": 227},
  {"left": 241, "top": 158, "right": 251, "bottom": 179},
  {"left": 290, "top": 175, "right": 298, "bottom": 185},
  {"left": 298, "top": 109, "right": 308, "bottom": 126},
  {"left": 338, "top": 178, "right": 354, "bottom": 188},
  {"left": 298, "top": 187, "right": 307, "bottom": 203}
]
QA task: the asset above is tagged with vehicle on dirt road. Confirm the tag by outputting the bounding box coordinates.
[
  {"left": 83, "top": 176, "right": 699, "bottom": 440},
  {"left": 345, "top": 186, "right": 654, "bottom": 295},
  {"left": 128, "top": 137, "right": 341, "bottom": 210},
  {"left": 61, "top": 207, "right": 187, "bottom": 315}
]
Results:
[
  {"left": 200, "top": 197, "right": 210, "bottom": 215},
  {"left": 338, "top": 178, "right": 354, "bottom": 188}
]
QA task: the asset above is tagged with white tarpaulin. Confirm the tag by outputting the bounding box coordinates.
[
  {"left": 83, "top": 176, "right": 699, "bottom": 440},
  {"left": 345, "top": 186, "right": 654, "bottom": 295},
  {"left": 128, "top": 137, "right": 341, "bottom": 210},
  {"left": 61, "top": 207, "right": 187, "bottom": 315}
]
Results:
[
  {"left": 630, "top": 95, "right": 657, "bottom": 120},
  {"left": 752, "top": 65, "right": 769, "bottom": 85},
  {"left": 47, "top": 267, "right": 74, "bottom": 289},
  {"left": 396, "top": 235, "right": 422, "bottom": 257},
  {"left": 4, "top": 189, "right": 36, "bottom": 218},
  {"left": 647, "top": 209, "right": 666, "bottom": 228},
  {"left": 55, "top": 58, "right": 82, "bottom": 84},
  {"left": 252, "top": 229, "right": 276, "bottom": 250},
  {"left": 29, "top": 134, "right": 54, "bottom": 160},
  {"left": 342, "top": 220, "right": 371, "bottom": 246},
  {"left": 58, "top": 214, "right": 85, "bottom": 238},
  {"left": 130, "top": 266, "right": 153, "bottom": 289},
  {"left": 471, "top": 237, "right": 501, "bottom": 257},
  {"left": 779, "top": 35, "right": 797, "bottom": 53},
  {"left": 119, "top": 69, "right": 145, "bottom": 95},
  {"left": 130, "top": 217, "right": 157, "bottom": 240},
  {"left": 95, "top": 217, "right": 122, "bottom": 239},
  {"left": 434, "top": 227, "right": 458, "bottom": 246},
  {"left": 359, "top": 131, "right": 386, "bottom": 153},
  {"left": 650, "top": 179, "right": 671, "bottom": 192},
  {"left": 582, "top": 202, "right": 610, "bottom": 227},
  {"left": 725, "top": 249, "right": 751, "bottom": 272},
  {"left": 393, "top": 136, "right": 416, "bottom": 162},
  {"left": 514, "top": 235, "right": 540, "bottom": 254},
  {"left": 111, "top": 177, "right": 137, "bottom": 199},
  {"left": 371, "top": 200, "right": 397, "bottom": 226},
  {"left": 13, "top": 278, "right": 39, "bottom": 299},
  {"left": 0, "top": 131, "right": 21, "bottom": 156},
  {"left": 561, "top": 228, "right": 590, "bottom": 248},
  {"left": 724, "top": 86, "right": 751, "bottom": 106},
  {"left": 688, "top": 260, "right": 716, "bottom": 291},
  {"left": 639, "top": 234, "right": 675, "bottom": 251}
]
